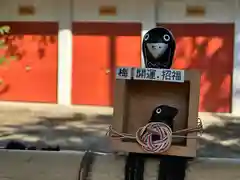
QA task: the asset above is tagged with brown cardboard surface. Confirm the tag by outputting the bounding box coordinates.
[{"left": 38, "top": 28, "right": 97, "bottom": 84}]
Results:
[{"left": 112, "top": 70, "right": 200, "bottom": 157}]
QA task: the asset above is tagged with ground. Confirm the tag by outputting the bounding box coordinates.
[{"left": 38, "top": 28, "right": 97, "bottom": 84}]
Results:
[{"left": 0, "top": 103, "right": 239, "bottom": 158}]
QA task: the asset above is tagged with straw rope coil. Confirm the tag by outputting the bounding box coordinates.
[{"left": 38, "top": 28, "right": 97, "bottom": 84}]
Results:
[{"left": 107, "top": 118, "right": 203, "bottom": 153}]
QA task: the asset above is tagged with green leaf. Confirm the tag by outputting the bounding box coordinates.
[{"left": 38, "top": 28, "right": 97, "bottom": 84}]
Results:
[
  {"left": 0, "top": 26, "right": 10, "bottom": 35},
  {"left": 0, "top": 39, "right": 7, "bottom": 49},
  {"left": 0, "top": 37, "right": 7, "bottom": 49},
  {"left": 0, "top": 25, "right": 11, "bottom": 66},
  {"left": 0, "top": 44, "right": 7, "bottom": 49},
  {"left": 9, "top": 56, "right": 17, "bottom": 61},
  {"left": 0, "top": 56, "right": 7, "bottom": 65}
]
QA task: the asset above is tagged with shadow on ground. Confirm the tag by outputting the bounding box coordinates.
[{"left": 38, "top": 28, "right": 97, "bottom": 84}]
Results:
[
  {"left": 0, "top": 112, "right": 239, "bottom": 158},
  {"left": 0, "top": 112, "right": 113, "bottom": 153},
  {"left": 197, "top": 114, "right": 240, "bottom": 158}
]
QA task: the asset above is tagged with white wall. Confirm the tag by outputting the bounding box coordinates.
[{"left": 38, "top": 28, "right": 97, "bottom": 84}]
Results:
[
  {"left": 157, "top": 0, "right": 235, "bottom": 23},
  {"left": 0, "top": 0, "right": 59, "bottom": 22},
  {"left": 73, "top": 0, "right": 138, "bottom": 22},
  {"left": 0, "top": 0, "right": 239, "bottom": 114}
]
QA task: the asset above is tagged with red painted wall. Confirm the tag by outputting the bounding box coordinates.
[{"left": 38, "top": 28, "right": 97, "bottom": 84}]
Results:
[
  {"left": 158, "top": 24, "right": 234, "bottom": 113},
  {"left": 72, "top": 22, "right": 141, "bottom": 106},
  {"left": 0, "top": 22, "right": 58, "bottom": 103}
]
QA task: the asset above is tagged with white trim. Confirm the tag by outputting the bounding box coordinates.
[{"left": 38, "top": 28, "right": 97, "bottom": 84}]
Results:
[
  {"left": 57, "top": 0, "right": 73, "bottom": 105},
  {"left": 232, "top": 0, "right": 240, "bottom": 115}
]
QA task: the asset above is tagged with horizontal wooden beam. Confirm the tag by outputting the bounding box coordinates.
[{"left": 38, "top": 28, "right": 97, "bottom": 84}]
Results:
[{"left": 0, "top": 150, "right": 239, "bottom": 180}]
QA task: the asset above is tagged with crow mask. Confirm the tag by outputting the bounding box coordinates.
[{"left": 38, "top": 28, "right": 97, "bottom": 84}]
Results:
[{"left": 142, "top": 27, "right": 176, "bottom": 69}]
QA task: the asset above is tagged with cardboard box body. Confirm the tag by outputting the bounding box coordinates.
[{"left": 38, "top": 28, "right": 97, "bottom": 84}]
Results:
[{"left": 111, "top": 68, "right": 200, "bottom": 157}]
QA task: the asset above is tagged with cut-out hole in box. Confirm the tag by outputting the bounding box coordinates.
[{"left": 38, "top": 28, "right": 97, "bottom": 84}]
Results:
[
  {"left": 111, "top": 67, "right": 200, "bottom": 157},
  {"left": 124, "top": 80, "right": 190, "bottom": 146}
]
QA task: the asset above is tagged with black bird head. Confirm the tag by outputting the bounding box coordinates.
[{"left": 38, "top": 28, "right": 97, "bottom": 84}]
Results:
[
  {"left": 142, "top": 27, "right": 176, "bottom": 69},
  {"left": 149, "top": 105, "right": 178, "bottom": 129}
]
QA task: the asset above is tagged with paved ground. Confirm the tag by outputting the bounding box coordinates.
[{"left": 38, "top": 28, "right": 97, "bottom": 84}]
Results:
[{"left": 0, "top": 102, "right": 239, "bottom": 158}]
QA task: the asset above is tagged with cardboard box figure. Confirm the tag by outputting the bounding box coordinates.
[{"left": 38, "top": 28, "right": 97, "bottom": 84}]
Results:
[
  {"left": 107, "top": 27, "right": 202, "bottom": 180},
  {"left": 108, "top": 27, "right": 202, "bottom": 158}
]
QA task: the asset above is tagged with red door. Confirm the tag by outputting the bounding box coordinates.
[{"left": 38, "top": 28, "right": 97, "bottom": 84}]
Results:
[
  {"left": 158, "top": 24, "right": 234, "bottom": 113},
  {"left": 72, "top": 22, "right": 141, "bottom": 106},
  {"left": 0, "top": 22, "right": 58, "bottom": 103}
]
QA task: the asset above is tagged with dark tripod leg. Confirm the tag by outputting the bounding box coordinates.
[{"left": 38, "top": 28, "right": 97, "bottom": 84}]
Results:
[
  {"left": 158, "top": 156, "right": 189, "bottom": 180},
  {"left": 125, "top": 153, "right": 145, "bottom": 180},
  {"left": 134, "top": 153, "right": 145, "bottom": 180}
]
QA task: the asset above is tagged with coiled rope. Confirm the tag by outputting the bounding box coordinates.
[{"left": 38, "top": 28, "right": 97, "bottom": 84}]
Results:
[{"left": 107, "top": 118, "right": 203, "bottom": 153}]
